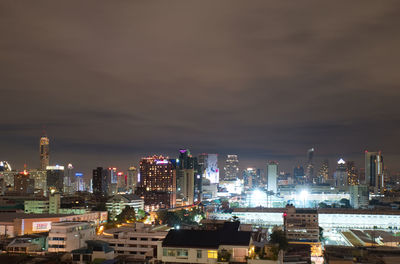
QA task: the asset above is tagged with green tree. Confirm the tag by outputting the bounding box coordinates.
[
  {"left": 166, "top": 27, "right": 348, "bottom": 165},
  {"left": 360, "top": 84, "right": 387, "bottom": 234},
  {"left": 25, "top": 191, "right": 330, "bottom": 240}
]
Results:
[
  {"left": 270, "top": 230, "right": 288, "bottom": 251},
  {"left": 116, "top": 206, "right": 136, "bottom": 224},
  {"left": 136, "top": 209, "right": 146, "bottom": 220}
]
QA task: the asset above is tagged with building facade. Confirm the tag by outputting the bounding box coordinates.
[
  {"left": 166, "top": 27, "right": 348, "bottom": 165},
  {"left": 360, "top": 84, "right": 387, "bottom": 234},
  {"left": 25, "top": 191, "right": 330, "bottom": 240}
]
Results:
[
  {"left": 40, "top": 134, "right": 50, "bottom": 170},
  {"left": 139, "top": 156, "right": 176, "bottom": 211},
  {"left": 48, "top": 222, "right": 95, "bottom": 252}
]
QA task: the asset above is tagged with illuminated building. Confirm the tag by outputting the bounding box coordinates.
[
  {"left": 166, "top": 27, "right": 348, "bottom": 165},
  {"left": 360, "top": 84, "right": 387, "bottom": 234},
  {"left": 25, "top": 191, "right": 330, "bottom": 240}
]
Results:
[
  {"left": 92, "top": 167, "right": 109, "bottom": 197},
  {"left": 39, "top": 134, "right": 50, "bottom": 170},
  {"left": 106, "top": 194, "right": 144, "bottom": 219},
  {"left": 14, "top": 170, "right": 35, "bottom": 195},
  {"left": 117, "top": 171, "right": 126, "bottom": 192},
  {"left": 349, "top": 185, "right": 369, "bottom": 209},
  {"left": 0, "top": 170, "right": 17, "bottom": 187},
  {"left": 209, "top": 208, "right": 400, "bottom": 230},
  {"left": 346, "top": 161, "right": 358, "bottom": 186},
  {"left": 48, "top": 222, "right": 95, "bottom": 253},
  {"left": 99, "top": 223, "right": 167, "bottom": 262},
  {"left": 29, "top": 170, "right": 47, "bottom": 195},
  {"left": 74, "top": 172, "right": 85, "bottom": 192},
  {"left": 0, "top": 161, "right": 12, "bottom": 171},
  {"left": 176, "top": 149, "right": 195, "bottom": 205},
  {"left": 334, "top": 158, "right": 347, "bottom": 187},
  {"left": 127, "top": 166, "right": 138, "bottom": 193},
  {"left": 317, "top": 160, "right": 329, "bottom": 184},
  {"left": 46, "top": 165, "right": 65, "bottom": 193},
  {"left": 267, "top": 161, "right": 278, "bottom": 194},
  {"left": 198, "top": 153, "right": 219, "bottom": 184},
  {"left": 365, "top": 151, "right": 384, "bottom": 193},
  {"left": 243, "top": 168, "right": 257, "bottom": 189},
  {"left": 64, "top": 163, "right": 74, "bottom": 194},
  {"left": 107, "top": 167, "right": 118, "bottom": 195},
  {"left": 0, "top": 211, "right": 107, "bottom": 237},
  {"left": 139, "top": 155, "right": 176, "bottom": 210},
  {"left": 284, "top": 205, "right": 319, "bottom": 242},
  {"left": 305, "top": 148, "right": 315, "bottom": 183},
  {"left": 223, "top": 155, "right": 239, "bottom": 181}
]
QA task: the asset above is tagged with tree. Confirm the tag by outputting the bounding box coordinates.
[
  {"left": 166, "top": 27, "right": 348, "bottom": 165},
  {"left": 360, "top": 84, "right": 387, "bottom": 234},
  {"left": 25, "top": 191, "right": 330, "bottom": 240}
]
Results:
[
  {"left": 116, "top": 206, "right": 136, "bottom": 224},
  {"left": 269, "top": 230, "right": 288, "bottom": 251},
  {"left": 136, "top": 209, "right": 146, "bottom": 220}
]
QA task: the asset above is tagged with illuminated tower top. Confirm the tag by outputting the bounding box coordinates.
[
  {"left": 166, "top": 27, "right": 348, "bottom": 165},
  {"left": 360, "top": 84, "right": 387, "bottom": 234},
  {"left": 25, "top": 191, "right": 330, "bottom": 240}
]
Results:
[{"left": 40, "top": 133, "right": 50, "bottom": 170}]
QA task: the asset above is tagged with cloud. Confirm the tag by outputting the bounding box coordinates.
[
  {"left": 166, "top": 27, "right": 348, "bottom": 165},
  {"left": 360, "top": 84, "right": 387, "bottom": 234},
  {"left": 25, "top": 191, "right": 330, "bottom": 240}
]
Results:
[{"left": 0, "top": 1, "right": 399, "bottom": 176}]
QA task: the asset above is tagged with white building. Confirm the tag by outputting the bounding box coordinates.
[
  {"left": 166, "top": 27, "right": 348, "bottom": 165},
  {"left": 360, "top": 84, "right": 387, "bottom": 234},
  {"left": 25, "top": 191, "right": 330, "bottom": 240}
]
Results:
[
  {"left": 48, "top": 222, "right": 95, "bottom": 252},
  {"left": 267, "top": 162, "right": 278, "bottom": 194},
  {"left": 106, "top": 194, "right": 144, "bottom": 220},
  {"left": 208, "top": 208, "right": 400, "bottom": 230},
  {"left": 284, "top": 205, "right": 319, "bottom": 242},
  {"left": 350, "top": 185, "right": 369, "bottom": 209},
  {"left": 98, "top": 223, "right": 168, "bottom": 262}
]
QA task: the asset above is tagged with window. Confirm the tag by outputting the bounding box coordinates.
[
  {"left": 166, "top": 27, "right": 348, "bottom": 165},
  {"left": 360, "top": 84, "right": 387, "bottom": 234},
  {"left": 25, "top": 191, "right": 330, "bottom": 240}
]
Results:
[
  {"left": 82, "top": 255, "right": 92, "bottom": 262},
  {"left": 140, "top": 238, "right": 147, "bottom": 241},
  {"left": 72, "top": 254, "right": 80, "bottom": 261},
  {"left": 118, "top": 244, "right": 124, "bottom": 247},
  {"left": 130, "top": 237, "right": 137, "bottom": 240},
  {"left": 167, "top": 249, "right": 176, "bottom": 256},
  {"left": 197, "top": 250, "right": 202, "bottom": 258},
  {"left": 177, "top": 249, "right": 188, "bottom": 258},
  {"left": 151, "top": 238, "right": 158, "bottom": 241},
  {"left": 163, "top": 249, "right": 168, "bottom": 256},
  {"left": 208, "top": 250, "right": 217, "bottom": 259}
]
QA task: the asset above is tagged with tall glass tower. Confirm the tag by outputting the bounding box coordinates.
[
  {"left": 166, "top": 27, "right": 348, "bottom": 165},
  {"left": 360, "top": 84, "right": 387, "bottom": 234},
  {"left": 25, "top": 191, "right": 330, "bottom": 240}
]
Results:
[{"left": 39, "top": 134, "right": 49, "bottom": 170}]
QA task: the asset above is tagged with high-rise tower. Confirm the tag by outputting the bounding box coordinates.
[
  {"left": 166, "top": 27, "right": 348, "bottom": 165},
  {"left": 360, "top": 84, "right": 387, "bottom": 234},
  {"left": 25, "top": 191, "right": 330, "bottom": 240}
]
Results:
[
  {"left": 365, "top": 151, "right": 384, "bottom": 194},
  {"left": 305, "top": 148, "right": 314, "bottom": 183},
  {"left": 40, "top": 134, "right": 50, "bottom": 170},
  {"left": 223, "top": 155, "right": 239, "bottom": 181}
]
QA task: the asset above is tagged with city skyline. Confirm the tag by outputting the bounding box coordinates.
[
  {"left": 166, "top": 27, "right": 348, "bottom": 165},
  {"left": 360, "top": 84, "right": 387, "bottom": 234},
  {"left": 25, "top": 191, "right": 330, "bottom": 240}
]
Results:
[{"left": 1, "top": 1, "right": 400, "bottom": 175}]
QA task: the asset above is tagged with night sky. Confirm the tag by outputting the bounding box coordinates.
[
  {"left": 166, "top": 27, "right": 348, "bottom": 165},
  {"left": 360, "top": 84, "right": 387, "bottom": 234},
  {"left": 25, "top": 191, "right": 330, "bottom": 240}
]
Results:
[{"left": 1, "top": 1, "right": 400, "bottom": 177}]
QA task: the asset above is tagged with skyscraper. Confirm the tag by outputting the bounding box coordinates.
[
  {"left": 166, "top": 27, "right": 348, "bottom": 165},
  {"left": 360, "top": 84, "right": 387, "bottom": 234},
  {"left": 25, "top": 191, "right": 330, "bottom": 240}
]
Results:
[
  {"left": 64, "top": 163, "right": 74, "bottom": 194},
  {"left": 139, "top": 155, "right": 176, "bottom": 210},
  {"left": 223, "top": 155, "right": 239, "bottom": 181},
  {"left": 127, "top": 166, "right": 138, "bottom": 193},
  {"left": 198, "top": 154, "right": 219, "bottom": 184},
  {"left": 46, "top": 165, "right": 64, "bottom": 193},
  {"left": 176, "top": 149, "right": 195, "bottom": 205},
  {"left": 267, "top": 161, "right": 278, "bottom": 194},
  {"left": 293, "top": 165, "right": 305, "bottom": 184},
  {"left": 305, "top": 148, "right": 314, "bottom": 183},
  {"left": 40, "top": 134, "right": 50, "bottom": 170},
  {"left": 334, "top": 158, "right": 347, "bottom": 187},
  {"left": 365, "top": 151, "right": 384, "bottom": 193},
  {"left": 317, "top": 160, "right": 329, "bottom": 184},
  {"left": 346, "top": 161, "right": 358, "bottom": 186},
  {"left": 92, "top": 167, "right": 109, "bottom": 197},
  {"left": 243, "top": 168, "right": 257, "bottom": 189}
]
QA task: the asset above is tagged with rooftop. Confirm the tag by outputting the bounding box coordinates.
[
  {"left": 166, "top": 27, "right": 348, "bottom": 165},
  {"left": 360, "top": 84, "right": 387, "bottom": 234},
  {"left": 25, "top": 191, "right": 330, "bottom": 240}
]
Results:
[
  {"left": 162, "top": 227, "right": 251, "bottom": 249},
  {"left": 0, "top": 212, "right": 74, "bottom": 222}
]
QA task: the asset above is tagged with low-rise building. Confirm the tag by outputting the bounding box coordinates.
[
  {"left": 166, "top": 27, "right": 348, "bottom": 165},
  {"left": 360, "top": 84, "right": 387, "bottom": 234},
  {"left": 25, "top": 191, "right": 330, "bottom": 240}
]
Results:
[
  {"left": 71, "top": 240, "right": 115, "bottom": 264},
  {"left": 158, "top": 222, "right": 252, "bottom": 263},
  {"left": 106, "top": 194, "right": 144, "bottom": 220},
  {"left": 24, "top": 199, "right": 49, "bottom": 214},
  {"left": 284, "top": 205, "right": 319, "bottom": 242},
  {"left": 0, "top": 211, "right": 107, "bottom": 237},
  {"left": 48, "top": 222, "right": 95, "bottom": 253},
  {"left": 98, "top": 222, "right": 168, "bottom": 263}
]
